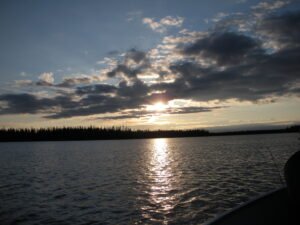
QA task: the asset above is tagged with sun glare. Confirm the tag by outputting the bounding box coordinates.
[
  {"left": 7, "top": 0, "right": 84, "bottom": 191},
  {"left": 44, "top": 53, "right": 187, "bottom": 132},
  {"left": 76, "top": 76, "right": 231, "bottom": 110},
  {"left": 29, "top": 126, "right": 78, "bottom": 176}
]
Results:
[{"left": 147, "top": 102, "right": 168, "bottom": 112}]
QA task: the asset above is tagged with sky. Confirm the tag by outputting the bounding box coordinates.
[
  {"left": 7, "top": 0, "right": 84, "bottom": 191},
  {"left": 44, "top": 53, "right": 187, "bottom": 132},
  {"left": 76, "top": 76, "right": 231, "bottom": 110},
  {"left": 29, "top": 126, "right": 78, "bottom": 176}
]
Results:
[{"left": 0, "top": 0, "right": 299, "bottom": 130}]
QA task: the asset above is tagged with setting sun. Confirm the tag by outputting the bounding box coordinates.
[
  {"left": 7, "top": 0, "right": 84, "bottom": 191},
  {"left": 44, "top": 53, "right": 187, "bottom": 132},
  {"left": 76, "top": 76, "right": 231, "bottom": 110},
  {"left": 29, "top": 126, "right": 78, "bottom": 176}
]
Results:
[{"left": 147, "top": 102, "right": 169, "bottom": 112}]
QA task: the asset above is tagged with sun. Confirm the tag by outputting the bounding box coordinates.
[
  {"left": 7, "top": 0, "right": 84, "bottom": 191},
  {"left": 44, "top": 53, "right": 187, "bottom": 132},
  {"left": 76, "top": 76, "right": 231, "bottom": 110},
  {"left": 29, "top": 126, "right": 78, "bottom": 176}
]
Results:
[{"left": 147, "top": 102, "right": 168, "bottom": 111}]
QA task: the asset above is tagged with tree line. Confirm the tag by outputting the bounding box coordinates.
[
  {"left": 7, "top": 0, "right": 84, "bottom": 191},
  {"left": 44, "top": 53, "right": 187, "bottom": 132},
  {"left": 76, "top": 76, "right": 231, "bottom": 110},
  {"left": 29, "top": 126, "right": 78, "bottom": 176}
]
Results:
[
  {"left": 0, "top": 126, "right": 209, "bottom": 142},
  {"left": 0, "top": 125, "right": 298, "bottom": 142}
]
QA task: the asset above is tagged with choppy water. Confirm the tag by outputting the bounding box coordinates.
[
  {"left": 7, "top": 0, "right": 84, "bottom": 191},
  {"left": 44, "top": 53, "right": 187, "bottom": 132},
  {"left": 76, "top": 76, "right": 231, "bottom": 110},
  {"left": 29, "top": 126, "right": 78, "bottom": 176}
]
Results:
[{"left": 0, "top": 133, "right": 299, "bottom": 225}]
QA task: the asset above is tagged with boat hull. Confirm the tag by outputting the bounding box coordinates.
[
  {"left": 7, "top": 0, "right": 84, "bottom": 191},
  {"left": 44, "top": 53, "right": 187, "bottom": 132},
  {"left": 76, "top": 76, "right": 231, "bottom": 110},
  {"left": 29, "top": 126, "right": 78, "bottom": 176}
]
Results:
[{"left": 206, "top": 187, "right": 288, "bottom": 225}]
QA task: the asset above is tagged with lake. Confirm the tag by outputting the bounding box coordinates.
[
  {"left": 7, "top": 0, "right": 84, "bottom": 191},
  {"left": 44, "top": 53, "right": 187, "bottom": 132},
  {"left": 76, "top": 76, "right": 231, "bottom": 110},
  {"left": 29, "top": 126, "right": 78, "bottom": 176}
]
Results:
[{"left": 0, "top": 133, "right": 299, "bottom": 225}]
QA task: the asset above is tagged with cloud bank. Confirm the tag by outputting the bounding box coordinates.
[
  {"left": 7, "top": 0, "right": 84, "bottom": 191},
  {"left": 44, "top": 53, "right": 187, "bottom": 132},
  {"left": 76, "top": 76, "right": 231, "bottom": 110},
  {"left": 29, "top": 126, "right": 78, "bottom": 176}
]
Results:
[{"left": 1, "top": 3, "right": 299, "bottom": 121}]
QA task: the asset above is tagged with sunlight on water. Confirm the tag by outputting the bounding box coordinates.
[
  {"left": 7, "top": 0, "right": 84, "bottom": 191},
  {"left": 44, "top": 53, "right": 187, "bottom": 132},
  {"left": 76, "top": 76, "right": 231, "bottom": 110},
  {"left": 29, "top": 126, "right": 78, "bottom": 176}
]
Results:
[
  {"left": 0, "top": 134, "right": 299, "bottom": 225},
  {"left": 146, "top": 138, "right": 177, "bottom": 222},
  {"left": 152, "top": 138, "right": 169, "bottom": 173}
]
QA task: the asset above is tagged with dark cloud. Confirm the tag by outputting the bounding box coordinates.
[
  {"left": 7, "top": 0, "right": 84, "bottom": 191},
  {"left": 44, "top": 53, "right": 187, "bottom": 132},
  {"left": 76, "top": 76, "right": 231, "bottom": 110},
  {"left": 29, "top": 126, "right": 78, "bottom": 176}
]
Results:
[
  {"left": 165, "top": 106, "right": 222, "bottom": 114},
  {"left": 257, "top": 10, "right": 300, "bottom": 49},
  {"left": 0, "top": 93, "right": 76, "bottom": 115},
  {"left": 0, "top": 93, "right": 48, "bottom": 114},
  {"left": 107, "top": 64, "right": 139, "bottom": 78},
  {"left": 76, "top": 84, "right": 117, "bottom": 95},
  {"left": 180, "top": 32, "right": 260, "bottom": 65},
  {"left": 47, "top": 95, "right": 122, "bottom": 119},
  {"left": 163, "top": 45, "right": 300, "bottom": 101},
  {"left": 117, "top": 80, "right": 149, "bottom": 98},
  {"left": 163, "top": 11, "right": 300, "bottom": 102},
  {"left": 107, "top": 48, "right": 150, "bottom": 79},
  {"left": 124, "top": 49, "right": 147, "bottom": 64}
]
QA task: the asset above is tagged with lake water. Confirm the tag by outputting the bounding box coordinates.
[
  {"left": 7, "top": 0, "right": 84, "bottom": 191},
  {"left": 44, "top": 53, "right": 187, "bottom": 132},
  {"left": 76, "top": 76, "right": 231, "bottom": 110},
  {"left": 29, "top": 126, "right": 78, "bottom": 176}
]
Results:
[{"left": 0, "top": 133, "right": 299, "bottom": 225}]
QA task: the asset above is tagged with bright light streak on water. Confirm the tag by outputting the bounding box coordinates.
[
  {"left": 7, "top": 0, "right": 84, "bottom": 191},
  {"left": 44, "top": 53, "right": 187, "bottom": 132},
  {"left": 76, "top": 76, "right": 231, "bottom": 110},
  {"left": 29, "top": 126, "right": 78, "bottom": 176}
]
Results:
[{"left": 150, "top": 139, "right": 173, "bottom": 212}]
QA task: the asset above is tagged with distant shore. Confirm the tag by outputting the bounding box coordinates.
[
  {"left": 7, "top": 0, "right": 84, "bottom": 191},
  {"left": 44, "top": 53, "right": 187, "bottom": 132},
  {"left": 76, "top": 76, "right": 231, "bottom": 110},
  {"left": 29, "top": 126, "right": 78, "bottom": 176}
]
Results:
[{"left": 0, "top": 125, "right": 299, "bottom": 142}]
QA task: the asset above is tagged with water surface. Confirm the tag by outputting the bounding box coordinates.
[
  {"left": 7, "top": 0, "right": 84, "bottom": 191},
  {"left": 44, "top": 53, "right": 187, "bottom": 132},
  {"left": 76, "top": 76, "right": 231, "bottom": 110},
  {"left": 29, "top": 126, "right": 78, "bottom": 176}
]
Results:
[{"left": 0, "top": 133, "right": 298, "bottom": 224}]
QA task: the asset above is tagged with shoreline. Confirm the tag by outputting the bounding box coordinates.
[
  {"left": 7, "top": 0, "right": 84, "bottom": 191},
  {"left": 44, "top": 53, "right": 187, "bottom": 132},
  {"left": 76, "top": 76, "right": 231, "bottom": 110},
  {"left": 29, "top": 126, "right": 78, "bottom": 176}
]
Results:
[{"left": 0, "top": 126, "right": 298, "bottom": 142}]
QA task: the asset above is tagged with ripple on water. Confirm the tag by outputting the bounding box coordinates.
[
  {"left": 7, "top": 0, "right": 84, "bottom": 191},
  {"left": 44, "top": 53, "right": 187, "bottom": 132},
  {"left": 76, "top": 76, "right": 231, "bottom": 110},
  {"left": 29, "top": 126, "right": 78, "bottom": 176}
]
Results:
[{"left": 0, "top": 133, "right": 298, "bottom": 225}]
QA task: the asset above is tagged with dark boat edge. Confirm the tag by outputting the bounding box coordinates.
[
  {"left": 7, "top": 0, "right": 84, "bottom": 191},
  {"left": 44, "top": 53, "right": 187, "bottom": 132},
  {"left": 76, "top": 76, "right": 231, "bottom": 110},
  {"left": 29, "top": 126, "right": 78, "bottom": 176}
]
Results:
[{"left": 204, "top": 186, "right": 288, "bottom": 225}]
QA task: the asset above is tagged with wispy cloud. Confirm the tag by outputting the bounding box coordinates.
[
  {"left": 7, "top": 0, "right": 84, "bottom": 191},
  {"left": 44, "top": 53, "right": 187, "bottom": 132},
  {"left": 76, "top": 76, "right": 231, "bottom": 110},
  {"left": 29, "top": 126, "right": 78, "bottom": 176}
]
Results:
[
  {"left": 20, "top": 72, "right": 27, "bottom": 77},
  {"left": 127, "top": 10, "right": 143, "bottom": 22},
  {"left": 14, "top": 80, "right": 33, "bottom": 87},
  {"left": 143, "top": 16, "right": 184, "bottom": 33},
  {"left": 252, "top": 0, "right": 290, "bottom": 11}
]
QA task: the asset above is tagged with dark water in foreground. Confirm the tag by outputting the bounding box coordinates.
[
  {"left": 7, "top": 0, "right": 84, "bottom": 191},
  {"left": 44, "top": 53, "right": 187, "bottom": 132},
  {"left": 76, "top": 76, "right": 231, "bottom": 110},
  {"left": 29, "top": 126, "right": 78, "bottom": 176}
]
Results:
[{"left": 0, "top": 133, "right": 299, "bottom": 225}]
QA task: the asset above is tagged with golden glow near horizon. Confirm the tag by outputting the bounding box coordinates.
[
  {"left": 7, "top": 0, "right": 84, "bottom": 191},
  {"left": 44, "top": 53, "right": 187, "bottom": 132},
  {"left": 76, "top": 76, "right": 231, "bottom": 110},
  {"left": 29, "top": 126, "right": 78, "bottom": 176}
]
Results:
[
  {"left": 145, "top": 102, "right": 170, "bottom": 124},
  {"left": 0, "top": 97, "right": 299, "bottom": 130}
]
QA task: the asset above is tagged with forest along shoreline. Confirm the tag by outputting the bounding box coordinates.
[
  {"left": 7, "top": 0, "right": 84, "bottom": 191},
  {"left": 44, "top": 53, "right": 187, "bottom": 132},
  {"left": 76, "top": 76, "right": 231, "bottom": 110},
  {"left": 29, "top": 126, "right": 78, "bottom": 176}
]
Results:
[{"left": 0, "top": 125, "right": 299, "bottom": 142}]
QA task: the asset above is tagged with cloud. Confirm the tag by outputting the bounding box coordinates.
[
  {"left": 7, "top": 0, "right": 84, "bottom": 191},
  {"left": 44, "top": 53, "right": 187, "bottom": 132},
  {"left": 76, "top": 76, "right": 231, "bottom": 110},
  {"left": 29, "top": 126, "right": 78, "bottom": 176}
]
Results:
[
  {"left": 143, "top": 16, "right": 184, "bottom": 33},
  {"left": 212, "top": 1, "right": 292, "bottom": 33},
  {"left": 212, "top": 12, "right": 253, "bottom": 33},
  {"left": 0, "top": 77, "right": 222, "bottom": 119},
  {"left": 1, "top": 8, "right": 300, "bottom": 120},
  {"left": 251, "top": 1, "right": 291, "bottom": 19},
  {"left": 117, "top": 79, "right": 149, "bottom": 98},
  {"left": 160, "top": 16, "right": 184, "bottom": 26},
  {"left": 36, "top": 72, "right": 54, "bottom": 86},
  {"left": 206, "top": 12, "right": 229, "bottom": 23},
  {"left": 99, "top": 106, "right": 222, "bottom": 120},
  {"left": 57, "top": 75, "right": 103, "bottom": 87},
  {"left": 0, "top": 93, "right": 76, "bottom": 115},
  {"left": 165, "top": 48, "right": 300, "bottom": 102},
  {"left": 252, "top": 0, "right": 289, "bottom": 11},
  {"left": 97, "top": 57, "right": 118, "bottom": 67},
  {"left": 75, "top": 84, "right": 117, "bottom": 95},
  {"left": 106, "top": 48, "right": 151, "bottom": 80},
  {"left": 17, "top": 73, "right": 104, "bottom": 88},
  {"left": 20, "top": 72, "right": 27, "bottom": 77},
  {"left": 124, "top": 49, "right": 147, "bottom": 65},
  {"left": 107, "top": 64, "right": 140, "bottom": 79},
  {"left": 256, "top": 10, "right": 300, "bottom": 50},
  {"left": 14, "top": 80, "right": 33, "bottom": 86},
  {"left": 180, "top": 32, "right": 260, "bottom": 65},
  {"left": 127, "top": 11, "right": 143, "bottom": 22}
]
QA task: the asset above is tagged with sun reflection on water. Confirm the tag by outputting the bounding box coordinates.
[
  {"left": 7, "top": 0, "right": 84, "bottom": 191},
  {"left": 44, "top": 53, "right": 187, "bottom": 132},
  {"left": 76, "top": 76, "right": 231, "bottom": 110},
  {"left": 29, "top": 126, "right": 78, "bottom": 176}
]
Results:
[
  {"left": 149, "top": 138, "right": 176, "bottom": 215},
  {"left": 152, "top": 138, "right": 168, "bottom": 173}
]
